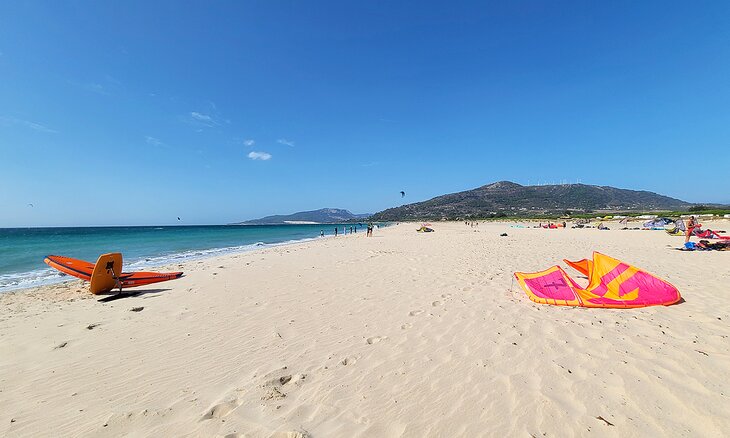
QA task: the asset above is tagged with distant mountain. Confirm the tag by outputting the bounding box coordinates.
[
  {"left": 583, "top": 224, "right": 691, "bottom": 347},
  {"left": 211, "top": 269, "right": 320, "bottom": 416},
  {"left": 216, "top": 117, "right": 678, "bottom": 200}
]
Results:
[
  {"left": 370, "top": 181, "right": 693, "bottom": 221},
  {"left": 233, "top": 208, "right": 370, "bottom": 225}
]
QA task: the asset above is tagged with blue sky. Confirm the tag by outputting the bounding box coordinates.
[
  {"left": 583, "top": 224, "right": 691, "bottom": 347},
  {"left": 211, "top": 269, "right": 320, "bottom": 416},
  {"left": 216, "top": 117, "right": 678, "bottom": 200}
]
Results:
[{"left": 1, "top": 1, "right": 729, "bottom": 227}]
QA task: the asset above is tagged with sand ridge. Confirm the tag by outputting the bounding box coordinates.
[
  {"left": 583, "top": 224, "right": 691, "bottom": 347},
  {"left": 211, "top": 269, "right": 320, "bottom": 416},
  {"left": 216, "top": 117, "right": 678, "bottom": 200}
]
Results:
[{"left": 1, "top": 222, "right": 729, "bottom": 437}]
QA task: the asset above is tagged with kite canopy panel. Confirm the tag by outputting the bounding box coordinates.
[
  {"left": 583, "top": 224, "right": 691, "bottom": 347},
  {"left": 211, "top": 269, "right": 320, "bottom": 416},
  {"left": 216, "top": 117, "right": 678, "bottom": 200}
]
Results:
[
  {"left": 563, "top": 258, "right": 592, "bottom": 277},
  {"left": 515, "top": 252, "right": 681, "bottom": 308},
  {"left": 695, "top": 230, "right": 730, "bottom": 240}
]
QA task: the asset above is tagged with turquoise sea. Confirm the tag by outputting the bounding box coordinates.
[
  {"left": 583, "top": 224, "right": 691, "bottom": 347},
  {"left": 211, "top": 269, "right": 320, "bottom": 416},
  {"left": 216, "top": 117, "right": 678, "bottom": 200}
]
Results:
[{"left": 0, "top": 224, "right": 375, "bottom": 292}]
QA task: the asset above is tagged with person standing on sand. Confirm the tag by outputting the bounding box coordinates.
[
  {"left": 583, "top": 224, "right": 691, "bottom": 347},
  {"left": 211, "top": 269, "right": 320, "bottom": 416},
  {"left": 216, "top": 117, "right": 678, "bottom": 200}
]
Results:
[
  {"left": 334, "top": 227, "right": 338, "bottom": 237},
  {"left": 686, "top": 216, "right": 698, "bottom": 243},
  {"left": 320, "top": 230, "right": 324, "bottom": 237}
]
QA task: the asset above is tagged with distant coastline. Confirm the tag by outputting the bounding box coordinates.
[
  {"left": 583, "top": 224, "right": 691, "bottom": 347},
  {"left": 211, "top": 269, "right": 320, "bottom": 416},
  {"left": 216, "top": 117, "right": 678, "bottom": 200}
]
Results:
[{"left": 233, "top": 208, "right": 371, "bottom": 226}]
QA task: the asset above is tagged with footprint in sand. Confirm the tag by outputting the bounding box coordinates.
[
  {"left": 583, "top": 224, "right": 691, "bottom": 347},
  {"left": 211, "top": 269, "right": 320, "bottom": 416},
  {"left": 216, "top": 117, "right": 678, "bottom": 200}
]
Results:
[
  {"left": 441, "top": 293, "right": 452, "bottom": 299},
  {"left": 201, "top": 398, "right": 243, "bottom": 420},
  {"left": 401, "top": 322, "right": 413, "bottom": 330},
  {"left": 274, "top": 373, "right": 306, "bottom": 387},
  {"left": 341, "top": 356, "right": 358, "bottom": 366},
  {"left": 409, "top": 310, "right": 424, "bottom": 316},
  {"left": 366, "top": 336, "right": 388, "bottom": 345},
  {"left": 260, "top": 370, "right": 307, "bottom": 402},
  {"left": 432, "top": 301, "right": 441, "bottom": 307}
]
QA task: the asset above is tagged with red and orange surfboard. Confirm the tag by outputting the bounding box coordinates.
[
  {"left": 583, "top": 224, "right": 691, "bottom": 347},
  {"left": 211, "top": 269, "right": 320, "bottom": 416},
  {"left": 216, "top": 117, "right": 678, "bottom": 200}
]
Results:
[{"left": 44, "top": 253, "right": 183, "bottom": 294}]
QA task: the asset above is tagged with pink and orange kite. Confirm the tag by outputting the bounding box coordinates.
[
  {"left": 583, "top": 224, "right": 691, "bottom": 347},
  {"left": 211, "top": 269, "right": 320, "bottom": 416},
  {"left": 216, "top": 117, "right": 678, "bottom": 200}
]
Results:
[{"left": 514, "top": 252, "right": 681, "bottom": 308}]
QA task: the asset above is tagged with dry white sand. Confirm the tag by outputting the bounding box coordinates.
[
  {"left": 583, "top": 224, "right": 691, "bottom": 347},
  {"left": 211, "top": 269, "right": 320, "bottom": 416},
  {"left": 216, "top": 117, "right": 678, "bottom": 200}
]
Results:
[{"left": 1, "top": 222, "right": 729, "bottom": 437}]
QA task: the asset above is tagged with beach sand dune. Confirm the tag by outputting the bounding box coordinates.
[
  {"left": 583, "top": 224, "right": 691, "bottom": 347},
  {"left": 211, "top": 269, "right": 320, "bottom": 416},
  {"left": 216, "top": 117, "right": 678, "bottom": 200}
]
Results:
[{"left": 1, "top": 222, "right": 728, "bottom": 437}]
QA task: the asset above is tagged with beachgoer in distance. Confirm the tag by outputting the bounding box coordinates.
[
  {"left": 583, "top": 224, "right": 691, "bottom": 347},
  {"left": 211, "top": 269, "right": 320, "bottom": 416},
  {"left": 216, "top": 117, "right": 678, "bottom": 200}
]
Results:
[
  {"left": 334, "top": 227, "right": 338, "bottom": 237},
  {"left": 320, "top": 230, "right": 324, "bottom": 237},
  {"left": 686, "top": 216, "right": 698, "bottom": 243}
]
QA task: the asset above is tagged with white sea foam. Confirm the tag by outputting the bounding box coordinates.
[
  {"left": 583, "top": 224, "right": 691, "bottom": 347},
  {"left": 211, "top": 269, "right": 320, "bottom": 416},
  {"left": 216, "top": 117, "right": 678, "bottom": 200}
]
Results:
[{"left": 0, "top": 268, "right": 67, "bottom": 292}]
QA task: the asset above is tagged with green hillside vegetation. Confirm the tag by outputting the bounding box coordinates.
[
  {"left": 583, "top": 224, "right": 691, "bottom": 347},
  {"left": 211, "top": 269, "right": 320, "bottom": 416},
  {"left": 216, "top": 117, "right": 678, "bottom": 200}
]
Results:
[{"left": 370, "top": 181, "right": 726, "bottom": 221}]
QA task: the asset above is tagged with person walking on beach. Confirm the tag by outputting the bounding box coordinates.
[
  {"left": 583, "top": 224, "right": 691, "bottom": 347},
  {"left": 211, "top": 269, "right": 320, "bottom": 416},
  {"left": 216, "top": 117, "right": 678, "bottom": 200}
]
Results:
[
  {"left": 320, "top": 230, "right": 324, "bottom": 237},
  {"left": 686, "top": 216, "right": 698, "bottom": 243},
  {"left": 334, "top": 227, "right": 338, "bottom": 237},
  {"left": 350, "top": 226, "right": 353, "bottom": 235}
]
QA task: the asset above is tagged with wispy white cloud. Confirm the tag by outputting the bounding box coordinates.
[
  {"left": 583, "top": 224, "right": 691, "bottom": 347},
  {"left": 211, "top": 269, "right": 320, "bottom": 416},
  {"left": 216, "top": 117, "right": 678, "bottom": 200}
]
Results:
[
  {"left": 0, "top": 116, "right": 58, "bottom": 133},
  {"left": 277, "top": 138, "right": 295, "bottom": 147},
  {"left": 86, "top": 83, "right": 110, "bottom": 95},
  {"left": 248, "top": 151, "right": 272, "bottom": 161},
  {"left": 23, "top": 120, "right": 57, "bottom": 133},
  {"left": 186, "top": 102, "right": 229, "bottom": 129},
  {"left": 145, "top": 136, "right": 164, "bottom": 147},
  {"left": 243, "top": 139, "right": 255, "bottom": 147},
  {"left": 189, "top": 111, "right": 227, "bottom": 128},
  {"left": 191, "top": 111, "right": 214, "bottom": 123}
]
